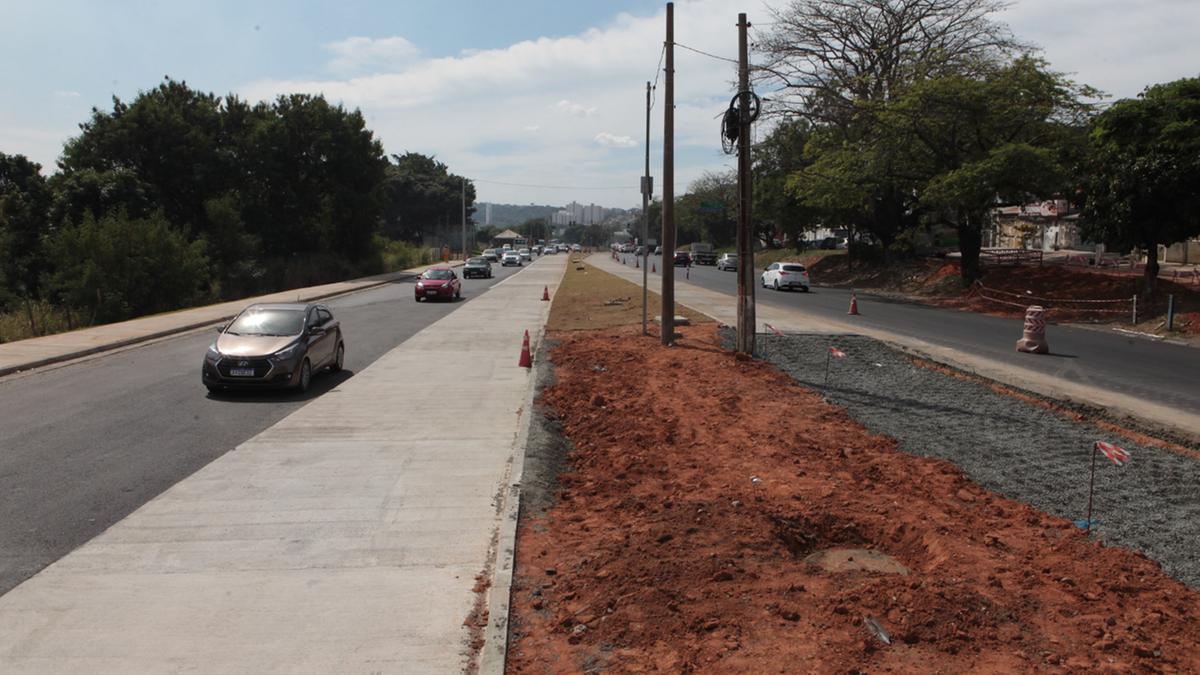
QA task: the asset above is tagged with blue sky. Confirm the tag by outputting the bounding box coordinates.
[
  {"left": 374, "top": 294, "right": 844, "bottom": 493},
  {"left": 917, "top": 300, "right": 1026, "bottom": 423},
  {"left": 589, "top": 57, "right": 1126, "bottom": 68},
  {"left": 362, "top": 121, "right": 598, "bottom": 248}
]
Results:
[{"left": 3, "top": 0, "right": 1198, "bottom": 208}]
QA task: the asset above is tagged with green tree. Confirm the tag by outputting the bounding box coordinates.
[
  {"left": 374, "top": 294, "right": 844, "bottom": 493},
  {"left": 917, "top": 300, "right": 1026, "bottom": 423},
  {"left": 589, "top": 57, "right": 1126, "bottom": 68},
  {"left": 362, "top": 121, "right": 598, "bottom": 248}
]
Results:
[
  {"left": 883, "top": 57, "right": 1093, "bottom": 283},
  {"left": 754, "top": 120, "right": 818, "bottom": 249},
  {"left": 1082, "top": 77, "right": 1200, "bottom": 296},
  {"left": 380, "top": 152, "right": 475, "bottom": 244},
  {"left": 677, "top": 172, "right": 737, "bottom": 247},
  {"left": 45, "top": 210, "right": 209, "bottom": 323},
  {"left": 0, "top": 153, "right": 53, "bottom": 303}
]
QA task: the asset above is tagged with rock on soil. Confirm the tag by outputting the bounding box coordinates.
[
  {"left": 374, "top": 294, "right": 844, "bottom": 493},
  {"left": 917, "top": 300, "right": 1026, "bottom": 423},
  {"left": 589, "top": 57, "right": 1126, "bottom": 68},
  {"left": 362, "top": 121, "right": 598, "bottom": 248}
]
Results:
[{"left": 505, "top": 324, "right": 1200, "bottom": 673}]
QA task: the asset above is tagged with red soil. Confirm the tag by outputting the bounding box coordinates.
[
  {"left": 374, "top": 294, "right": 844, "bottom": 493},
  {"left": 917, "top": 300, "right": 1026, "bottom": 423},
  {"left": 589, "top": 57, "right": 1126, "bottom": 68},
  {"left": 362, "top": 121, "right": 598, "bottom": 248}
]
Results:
[{"left": 506, "top": 323, "right": 1200, "bottom": 673}]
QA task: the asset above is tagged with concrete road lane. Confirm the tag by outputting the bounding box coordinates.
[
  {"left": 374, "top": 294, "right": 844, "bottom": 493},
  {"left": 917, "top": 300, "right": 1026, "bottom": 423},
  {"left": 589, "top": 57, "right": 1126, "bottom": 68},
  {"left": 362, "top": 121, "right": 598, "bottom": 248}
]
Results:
[{"left": 0, "top": 261, "right": 525, "bottom": 597}]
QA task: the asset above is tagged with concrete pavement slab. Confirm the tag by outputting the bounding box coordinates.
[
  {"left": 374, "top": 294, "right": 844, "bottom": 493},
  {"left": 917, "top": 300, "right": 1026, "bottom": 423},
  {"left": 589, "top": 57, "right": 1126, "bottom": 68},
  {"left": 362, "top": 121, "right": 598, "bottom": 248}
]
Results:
[
  {"left": 592, "top": 254, "right": 1200, "bottom": 437},
  {"left": 0, "top": 255, "right": 566, "bottom": 674}
]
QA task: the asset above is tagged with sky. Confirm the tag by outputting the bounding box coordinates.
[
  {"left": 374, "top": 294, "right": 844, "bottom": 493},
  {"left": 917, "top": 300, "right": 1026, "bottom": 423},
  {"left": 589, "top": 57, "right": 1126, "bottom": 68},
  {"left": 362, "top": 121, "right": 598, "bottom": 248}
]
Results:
[{"left": 2, "top": 0, "right": 1198, "bottom": 209}]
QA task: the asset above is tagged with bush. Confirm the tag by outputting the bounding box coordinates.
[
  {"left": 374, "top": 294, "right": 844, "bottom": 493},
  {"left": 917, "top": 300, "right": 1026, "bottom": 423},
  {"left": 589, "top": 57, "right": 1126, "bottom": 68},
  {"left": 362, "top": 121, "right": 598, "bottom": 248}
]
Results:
[
  {"left": 44, "top": 210, "right": 210, "bottom": 323},
  {"left": 375, "top": 236, "right": 438, "bottom": 272}
]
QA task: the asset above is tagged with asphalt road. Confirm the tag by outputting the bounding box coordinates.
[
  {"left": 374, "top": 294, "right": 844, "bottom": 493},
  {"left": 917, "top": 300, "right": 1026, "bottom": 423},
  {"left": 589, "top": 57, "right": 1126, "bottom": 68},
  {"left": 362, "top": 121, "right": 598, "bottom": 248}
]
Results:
[
  {"left": 0, "top": 260, "right": 531, "bottom": 597},
  {"left": 632, "top": 255, "right": 1200, "bottom": 416}
]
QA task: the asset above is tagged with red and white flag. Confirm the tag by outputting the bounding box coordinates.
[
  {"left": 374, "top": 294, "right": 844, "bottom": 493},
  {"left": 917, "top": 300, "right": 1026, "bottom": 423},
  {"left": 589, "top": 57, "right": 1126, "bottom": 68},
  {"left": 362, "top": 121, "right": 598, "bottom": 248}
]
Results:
[
  {"left": 765, "top": 323, "right": 784, "bottom": 336},
  {"left": 1095, "top": 441, "right": 1130, "bottom": 466},
  {"left": 829, "top": 347, "right": 846, "bottom": 359}
]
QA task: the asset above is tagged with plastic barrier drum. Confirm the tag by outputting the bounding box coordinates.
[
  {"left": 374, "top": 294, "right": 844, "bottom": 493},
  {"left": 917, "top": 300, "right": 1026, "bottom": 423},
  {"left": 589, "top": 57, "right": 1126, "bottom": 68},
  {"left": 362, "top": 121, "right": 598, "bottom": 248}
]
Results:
[{"left": 1015, "top": 305, "right": 1049, "bottom": 354}]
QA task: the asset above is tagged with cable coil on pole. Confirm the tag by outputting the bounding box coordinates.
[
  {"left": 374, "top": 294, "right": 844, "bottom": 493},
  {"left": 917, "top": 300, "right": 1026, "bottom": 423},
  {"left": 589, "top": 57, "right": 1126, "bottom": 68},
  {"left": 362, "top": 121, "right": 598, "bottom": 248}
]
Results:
[{"left": 721, "top": 90, "right": 760, "bottom": 155}]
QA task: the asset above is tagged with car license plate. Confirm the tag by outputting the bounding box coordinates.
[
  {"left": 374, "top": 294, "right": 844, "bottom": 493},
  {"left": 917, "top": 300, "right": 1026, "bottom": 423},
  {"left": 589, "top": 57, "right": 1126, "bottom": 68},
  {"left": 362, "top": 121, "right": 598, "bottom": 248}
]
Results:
[
  {"left": 230, "top": 368, "right": 255, "bottom": 377},
  {"left": 426, "top": 289, "right": 438, "bottom": 295}
]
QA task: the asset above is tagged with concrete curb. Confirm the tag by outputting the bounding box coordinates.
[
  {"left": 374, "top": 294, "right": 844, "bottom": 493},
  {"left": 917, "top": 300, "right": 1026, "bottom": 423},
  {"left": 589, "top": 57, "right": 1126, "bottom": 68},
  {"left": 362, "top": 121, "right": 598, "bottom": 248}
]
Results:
[
  {"left": 0, "top": 264, "right": 468, "bottom": 378},
  {"left": 479, "top": 259, "right": 568, "bottom": 674}
]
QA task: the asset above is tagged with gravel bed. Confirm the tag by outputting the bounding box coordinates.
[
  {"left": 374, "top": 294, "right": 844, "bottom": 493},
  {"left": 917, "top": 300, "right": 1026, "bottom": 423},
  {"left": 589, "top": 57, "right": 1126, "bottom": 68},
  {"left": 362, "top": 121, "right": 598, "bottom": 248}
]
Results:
[{"left": 723, "top": 328, "right": 1200, "bottom": 588}]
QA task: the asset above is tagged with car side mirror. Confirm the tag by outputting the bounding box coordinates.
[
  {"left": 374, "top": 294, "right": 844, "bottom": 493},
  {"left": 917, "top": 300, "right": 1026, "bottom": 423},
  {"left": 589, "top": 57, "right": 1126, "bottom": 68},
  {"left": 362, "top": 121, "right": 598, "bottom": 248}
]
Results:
[{"left": 217, "top": 324, "right": 227, "bottom": 333}]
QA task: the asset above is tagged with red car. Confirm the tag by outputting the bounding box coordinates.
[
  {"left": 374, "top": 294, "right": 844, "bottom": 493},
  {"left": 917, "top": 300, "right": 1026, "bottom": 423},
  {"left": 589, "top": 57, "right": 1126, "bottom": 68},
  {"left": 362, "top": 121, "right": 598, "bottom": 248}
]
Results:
[{"left": 415, "top": 267, "right": 461, "bottom": 301}]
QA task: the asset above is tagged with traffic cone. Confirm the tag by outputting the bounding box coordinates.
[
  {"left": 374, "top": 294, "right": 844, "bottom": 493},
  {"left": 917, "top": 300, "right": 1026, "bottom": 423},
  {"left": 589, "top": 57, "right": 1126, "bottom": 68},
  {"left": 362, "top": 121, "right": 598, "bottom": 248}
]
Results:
[
  {"left": 518, "top": 330, "right": 532, "bottom": 368},
  {"left": 541, "top": 285, "right": 550, "bottom": 301},
  {"left": 847, "top": 293, "right": 860, "bottom": 315},
  {"left": 635, "top": 256, "right": 640, "bottom": 269},
  {"left": 652, "top": 262, "right": 656, "bottom": 273}
]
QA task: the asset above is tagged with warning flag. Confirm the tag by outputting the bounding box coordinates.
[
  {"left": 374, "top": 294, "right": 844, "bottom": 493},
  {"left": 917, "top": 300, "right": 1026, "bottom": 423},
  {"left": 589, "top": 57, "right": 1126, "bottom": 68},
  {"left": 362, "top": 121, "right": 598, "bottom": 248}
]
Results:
[
  {"left": 1095, "top": 441, "right": 1130, "bottom": 466},
  {"left": 765, "top": 323, "right": 784, "bottom": 336},
  {"left": 829, "top": 347, "right": 847, "bottom": 359}
]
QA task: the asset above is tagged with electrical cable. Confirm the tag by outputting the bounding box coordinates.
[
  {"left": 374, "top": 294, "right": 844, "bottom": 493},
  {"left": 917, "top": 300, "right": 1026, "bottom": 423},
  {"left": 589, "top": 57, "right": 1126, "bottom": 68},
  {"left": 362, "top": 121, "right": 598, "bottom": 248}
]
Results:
[
  {"left": 472, "top": 178, "right": 632, "bottom": 191},
  {"left": 673, "top": 41, "right": 738, "bottom": 64}
]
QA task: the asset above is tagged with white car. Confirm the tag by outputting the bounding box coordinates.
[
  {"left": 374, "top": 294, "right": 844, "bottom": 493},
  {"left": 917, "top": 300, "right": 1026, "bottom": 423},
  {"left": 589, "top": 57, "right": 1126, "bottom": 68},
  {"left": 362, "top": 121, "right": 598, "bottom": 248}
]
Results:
[
  {"left": 518, "top": 248, "right": 532, "bottom": 261},
  {"left": 501, "top": 251, "right": 523, "bottom": 267},
  {"left": 761, "top": 262, "right": 809, "bottom": 291},
  {"left": 571, "top": 244, "right": 582, "bottom": 252}
]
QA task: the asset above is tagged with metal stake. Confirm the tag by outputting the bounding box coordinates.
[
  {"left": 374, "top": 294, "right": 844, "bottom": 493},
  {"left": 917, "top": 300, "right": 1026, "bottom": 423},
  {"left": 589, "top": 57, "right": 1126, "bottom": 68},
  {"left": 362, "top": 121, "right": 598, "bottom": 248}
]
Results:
[{"left": 1085, "top": 442, "right": 1098, "bottom": 533}]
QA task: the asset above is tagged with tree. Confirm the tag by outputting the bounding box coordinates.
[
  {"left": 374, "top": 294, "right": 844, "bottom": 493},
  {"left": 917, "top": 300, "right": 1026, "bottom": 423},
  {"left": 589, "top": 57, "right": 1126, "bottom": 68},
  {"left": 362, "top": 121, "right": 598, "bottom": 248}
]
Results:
[
  {"left": 380, "top": 152, "right": 475, "bottom": 245},
  {"left": 883, "top": 57, "right": 1092, "bottom": 283},
  {"left": 0, "top": 153, "right": 53, "bottom": 303},
  {"left": 757, "top": 0, "right": 1028, "bottom": 250},
  {"left": 44, "top": 210, "right": 209, "bottom": 323},
  {"left": 754, "top": 120, "right": 819, "bottom": 249},
  {"left": 676, "top": 171, "right": 737, "bottom": 247},
  {"left": 1082, "top": 77, "right": 1200, "bottom": 296},
  {"left": 757, "top": 0, "right": 1026, "bottom": 127}
]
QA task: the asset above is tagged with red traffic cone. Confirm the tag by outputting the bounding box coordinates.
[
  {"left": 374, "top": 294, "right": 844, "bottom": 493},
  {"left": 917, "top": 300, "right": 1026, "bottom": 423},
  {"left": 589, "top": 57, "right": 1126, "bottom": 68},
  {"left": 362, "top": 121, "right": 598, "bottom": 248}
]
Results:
[
  {"left": 518, "top": 330, "right": 532, "bottom": 368},
  {"left": 847, "top": 293, "right": 860, "bottom": 315},
  {"left": 541, "top": 285, "right": 550, "bottom": 301}
]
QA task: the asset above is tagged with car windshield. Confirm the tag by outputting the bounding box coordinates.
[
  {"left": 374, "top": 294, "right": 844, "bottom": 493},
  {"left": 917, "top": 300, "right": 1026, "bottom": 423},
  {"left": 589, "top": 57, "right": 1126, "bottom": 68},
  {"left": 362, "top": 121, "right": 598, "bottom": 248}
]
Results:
[
  {"left": 423, "top": 269, "right": 454, "bottom": 280},
  {"left": 782, "top": 264, "right": 806, "bottom": 272},
  {"left": 467, "top": 258, "right": 487, "bottom": 264},
  {"left": 726, "top": 254, "right": 738, "bottom": 259},
  {"left": 227, "top": 308, "right": 305, "bottom": 336}
]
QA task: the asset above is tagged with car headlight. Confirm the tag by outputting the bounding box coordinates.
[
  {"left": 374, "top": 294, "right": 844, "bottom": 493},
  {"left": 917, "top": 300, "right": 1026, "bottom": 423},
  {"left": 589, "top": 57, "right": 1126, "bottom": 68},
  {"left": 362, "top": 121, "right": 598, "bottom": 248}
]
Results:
[
  {"left": 272, "top": 342, "right": 301, "bottom": 360},
  {"left": 205, "top": 342, "right": 221, "bottom": 362},
  {"left": 416, "top": 281, "right": 424, "bottom": 289}
]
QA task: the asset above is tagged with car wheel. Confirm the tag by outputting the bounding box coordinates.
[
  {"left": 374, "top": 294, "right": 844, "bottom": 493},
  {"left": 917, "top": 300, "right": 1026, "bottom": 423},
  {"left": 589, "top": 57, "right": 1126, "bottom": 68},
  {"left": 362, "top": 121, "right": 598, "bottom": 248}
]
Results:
[
  {"left": 297, "top": 359, "right": 312, "bottom": 393},
  {"left": 773, "top": 279, "right": 780, "bottom": 291},
  {"left": 330, "top": 342, "right": 345, "bottom": 372},
  {"left": 802, "top": 286, "right": 810, "bottom": 293}
]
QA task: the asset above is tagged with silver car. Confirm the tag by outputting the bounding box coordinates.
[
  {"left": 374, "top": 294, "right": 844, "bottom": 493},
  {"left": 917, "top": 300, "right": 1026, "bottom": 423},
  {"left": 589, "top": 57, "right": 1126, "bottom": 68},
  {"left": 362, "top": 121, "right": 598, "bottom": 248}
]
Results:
[{"left": 716, "top": 253, "right": 738, "bottom": 271}]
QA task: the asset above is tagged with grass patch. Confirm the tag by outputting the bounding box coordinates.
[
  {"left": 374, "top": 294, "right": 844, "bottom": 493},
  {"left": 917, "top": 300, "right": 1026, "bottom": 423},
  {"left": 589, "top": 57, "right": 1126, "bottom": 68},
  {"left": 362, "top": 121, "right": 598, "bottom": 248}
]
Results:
[
  {"left": 752, "top": 248, "right": 845, "bottom": 269},
  {"left": 547, "top": 260, "right": 712, "bottom": 331}
]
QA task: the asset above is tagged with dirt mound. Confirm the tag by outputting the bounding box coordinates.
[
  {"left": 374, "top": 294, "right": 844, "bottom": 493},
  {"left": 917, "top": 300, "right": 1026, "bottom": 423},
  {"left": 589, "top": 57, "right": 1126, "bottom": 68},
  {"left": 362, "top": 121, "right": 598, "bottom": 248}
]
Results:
[{"left": 506, "top": 324, "right": 1200, "bottom": 672}]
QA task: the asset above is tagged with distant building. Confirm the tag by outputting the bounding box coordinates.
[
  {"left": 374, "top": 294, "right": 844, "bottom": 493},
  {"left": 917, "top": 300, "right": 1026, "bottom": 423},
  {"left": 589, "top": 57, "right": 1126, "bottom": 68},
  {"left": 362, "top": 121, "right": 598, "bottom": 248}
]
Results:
[
  {"left": 552, "top": 201, "right": 609, "bottom": 226},
  {"left": 990, "top": 200, "right": 1088, "bottom": 251}
]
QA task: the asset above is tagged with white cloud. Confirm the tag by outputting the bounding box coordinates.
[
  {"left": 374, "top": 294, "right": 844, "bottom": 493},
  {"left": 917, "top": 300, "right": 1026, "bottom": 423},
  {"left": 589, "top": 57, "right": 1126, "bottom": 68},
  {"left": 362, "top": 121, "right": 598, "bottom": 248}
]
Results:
[
  {"left": 555, "top": 100, "right": 597, "bottom": 118},
  {"left": 53, "top": 90, "right": 81, "bottom": 98},
  {"left": 324, "top": 36, "right": 421, "bottom": 76},
  {"left": 522, "top": 125, "right": 541, "bottom": 132},
  {"left": 594, "top": 132, "right": 637, "bottom": 148}
]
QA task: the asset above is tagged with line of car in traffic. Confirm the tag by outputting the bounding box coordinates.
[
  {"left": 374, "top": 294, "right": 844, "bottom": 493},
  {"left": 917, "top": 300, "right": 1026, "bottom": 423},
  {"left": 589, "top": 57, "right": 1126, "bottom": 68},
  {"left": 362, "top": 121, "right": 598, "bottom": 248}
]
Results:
[{"left": 203, "top": 254, "right": 532, "bottom": 394}]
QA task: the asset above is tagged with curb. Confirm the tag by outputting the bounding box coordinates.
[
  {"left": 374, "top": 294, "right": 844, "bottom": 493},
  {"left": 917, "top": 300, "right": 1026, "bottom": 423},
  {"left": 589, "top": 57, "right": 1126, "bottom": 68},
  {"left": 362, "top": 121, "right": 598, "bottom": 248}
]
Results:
[
  {"left": 0, "top": 265, "right": 462, "bottom": 379},
  {"left": 479, "top": 258, "right": 569, "bottom": 673}
]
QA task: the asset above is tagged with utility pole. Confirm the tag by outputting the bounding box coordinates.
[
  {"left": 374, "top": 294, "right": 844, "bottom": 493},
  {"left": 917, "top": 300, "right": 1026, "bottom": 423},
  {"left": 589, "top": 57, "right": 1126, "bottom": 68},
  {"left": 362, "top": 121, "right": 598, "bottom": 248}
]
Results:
[
  {"left": 735, "top": 12, "right": 755, "bottom": 357},
  {"left": 642, "top": 80, "right": 652, "bottom": 336},
  {"left": 461, "top": 177, "right": 467, "bottom": 260},
  {"left": 661, "top": 2, "right": 675, "bottom": 346}
]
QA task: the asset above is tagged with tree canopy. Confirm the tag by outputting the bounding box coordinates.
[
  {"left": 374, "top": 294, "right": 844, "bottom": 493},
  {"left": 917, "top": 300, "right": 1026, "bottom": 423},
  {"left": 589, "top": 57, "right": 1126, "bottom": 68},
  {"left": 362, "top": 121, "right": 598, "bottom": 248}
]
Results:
[{"left": 1082, "top": 77, "right": 1200, "bottom": 295}]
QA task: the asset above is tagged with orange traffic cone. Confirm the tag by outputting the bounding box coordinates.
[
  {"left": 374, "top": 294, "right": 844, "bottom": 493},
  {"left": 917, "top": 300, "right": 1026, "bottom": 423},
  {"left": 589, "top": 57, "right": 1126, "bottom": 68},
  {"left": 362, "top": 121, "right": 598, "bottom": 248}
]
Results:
[
  {"left": 541, "top": 286, "right": 550, "bottom": 301},
  {"left": 518, "top": 330, "right": 532, "bottom": 368},
  {"left": 847, "top": 293, "right": 860, "bottom": 315}
]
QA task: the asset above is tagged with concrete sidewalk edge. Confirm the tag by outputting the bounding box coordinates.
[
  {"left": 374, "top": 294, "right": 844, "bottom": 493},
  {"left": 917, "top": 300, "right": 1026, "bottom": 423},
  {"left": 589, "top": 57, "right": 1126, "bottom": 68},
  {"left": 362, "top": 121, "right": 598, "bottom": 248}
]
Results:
[
  {"left": 0, "top": 264, "right": 463, "bottom": 378},
  {"left": 479, "top": 260, "right": 569, "bottom": 673}
]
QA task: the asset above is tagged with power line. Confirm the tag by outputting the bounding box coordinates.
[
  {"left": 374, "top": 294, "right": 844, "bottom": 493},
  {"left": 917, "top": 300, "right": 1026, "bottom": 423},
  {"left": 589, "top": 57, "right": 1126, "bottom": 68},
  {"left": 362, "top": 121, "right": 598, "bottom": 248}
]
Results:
[{"left": 673, "top": 41, "right": 738, "bottom": 65}]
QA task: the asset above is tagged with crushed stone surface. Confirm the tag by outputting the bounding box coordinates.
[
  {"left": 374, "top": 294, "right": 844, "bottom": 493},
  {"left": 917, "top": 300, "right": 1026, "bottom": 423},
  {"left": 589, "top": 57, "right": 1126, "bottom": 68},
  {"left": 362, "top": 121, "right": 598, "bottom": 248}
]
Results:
[{"left": 740, "top": 329, "right": 1200, "bottom": 589}]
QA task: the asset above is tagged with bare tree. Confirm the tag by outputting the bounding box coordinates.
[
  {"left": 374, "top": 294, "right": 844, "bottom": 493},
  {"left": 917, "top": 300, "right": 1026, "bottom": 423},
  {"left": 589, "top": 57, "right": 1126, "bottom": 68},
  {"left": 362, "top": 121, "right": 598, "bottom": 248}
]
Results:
[{"left": 755, "top": 0, "right": 1029, "bottom": 126}]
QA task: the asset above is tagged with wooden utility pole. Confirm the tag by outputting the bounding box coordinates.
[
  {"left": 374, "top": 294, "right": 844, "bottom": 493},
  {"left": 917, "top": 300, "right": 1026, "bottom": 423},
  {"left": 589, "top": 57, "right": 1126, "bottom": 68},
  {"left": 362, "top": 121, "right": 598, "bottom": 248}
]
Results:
[
  {"left": 661, "top": 2, "right": 675, "bottom": 346},
  {"left": 735, "top": 12, "right": 755, "bottom": 356},
  {"left": 642, "top": 80, "right": 652, "bottom": 336},
  {"left": 461, "top": 178, "right": 467, "bottom": 260}
]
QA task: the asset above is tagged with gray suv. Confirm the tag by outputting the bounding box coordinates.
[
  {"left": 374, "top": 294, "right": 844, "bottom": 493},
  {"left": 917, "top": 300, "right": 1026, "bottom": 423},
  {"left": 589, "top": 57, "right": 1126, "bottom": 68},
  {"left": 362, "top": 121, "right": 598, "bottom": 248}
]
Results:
[{"left": 202, "top": 303, "right": 344, "bottom": 394}]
